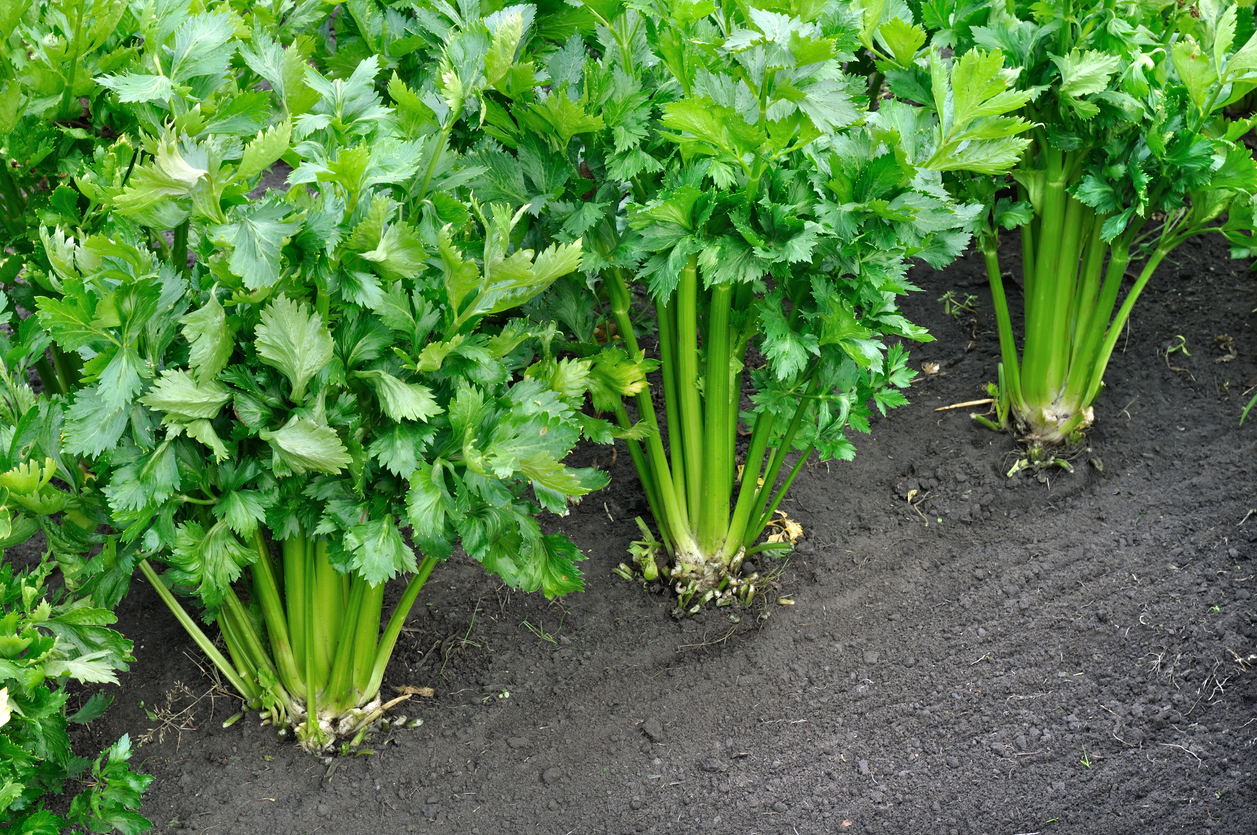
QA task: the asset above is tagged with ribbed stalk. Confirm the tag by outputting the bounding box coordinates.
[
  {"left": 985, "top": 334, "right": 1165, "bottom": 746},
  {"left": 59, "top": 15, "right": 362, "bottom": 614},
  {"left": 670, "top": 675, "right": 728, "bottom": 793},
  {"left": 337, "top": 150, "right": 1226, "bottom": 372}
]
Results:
[
  {"left": 716, "top": 409, "right": 775, "bottom": 563},
  {"left": 698, "top": 284, "right": 733, "bottom": 555},
  {"left": 1039, "top": 196, "right": 1089, "bottom": 399},
  {"left": 656, "top": 297, "right": 686, "bottom": 511},
  {"left": 748, "top": 379, "right": 815, "bottom": 533},
  {"left": 674, "top": 255, "right": 704, "bottom": 522},
  {"left": 351, "top": 579, "right": 385, "bottom": 698},
  {"left": 308, "top": 540, "right": 341, "bottom": 693},
  {"left": 216, "top": 603, "right": 262, "bottom": 694},
  {"left": 283, "top": 536, "right": 307, "bottom": 665},
  {"left": 981, "top": 233, "right": 1026, "bottom": 416},
  {"left": 1061, "top": 237, "right": 1132, "bottom": 407},
  {"left": 1022, "top": 149, "right": 1069, "bottom": 405},
  {"left": 302, "top": 545, "right": 318, "bottom": 738},
  {"left": 611, "top": 400, "right": 667, "bottom": 549},
  {"left": 606, "top": 270, "right": 690, "bottom": 546},
  {"left": 1019, "top": 183, "right": 1037, "bottom": 298},
  {"left": 250, "top": 532, "right": 303, "bottom": 697},
  {"left": 363, "top": 554, "right": 439, "bottom": 702},
  {"left": 1068, "top": 216, "right": 1108, "bottom": 370},
  {"left": 749, "top": 442, "right": 816, "bottom": 544},
  {"left": 222, "top": 590, "right": 280, "bottom": 686},
  {"left": 172, "top": 220, "right": 189, "bottom": 276},
  {"left": 138, "top": 559, "right": 259, "bottom": 702},
  {"left": 325, "top": 578, "right": 366, "bottom": 710},
  {"left": 1080, "top": 246, "right": 1171, "bottom": 407}
]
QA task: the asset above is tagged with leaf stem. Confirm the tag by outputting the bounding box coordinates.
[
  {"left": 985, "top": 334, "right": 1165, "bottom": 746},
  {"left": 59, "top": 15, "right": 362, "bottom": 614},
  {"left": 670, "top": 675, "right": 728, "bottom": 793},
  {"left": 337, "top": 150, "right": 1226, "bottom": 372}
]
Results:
[
  {"left": 980, "top": 231, "right": 1025, "bottom": 417},
  {"left": 1080, "top": 245, "right": 1171, "bottom": 407},
  {"left": 137, "top": 559, "right": 259, "bottom": 703},
  {"left": 717, "top": 409, "right": 774, "bottom": 563},
  {"left": 656, "top": 297, "right": 686, "bottom": 515},
  {"left": 250, "top": 531, "right": 303, "bottom": 698},
  {"left": 698, "top": 283, "right": 733, "bottom": 555},
  {"left": 674, "top": 255, "right": 704, "bottom": 525},
  {"left": 362, "top": 552, "right": 439, "bottom": 702},
  {"left": 171, "top": 220, "right": 189, "bottom": 276},
  {"left": 749, "top": 442, "right": 815, "bottom": 544}
]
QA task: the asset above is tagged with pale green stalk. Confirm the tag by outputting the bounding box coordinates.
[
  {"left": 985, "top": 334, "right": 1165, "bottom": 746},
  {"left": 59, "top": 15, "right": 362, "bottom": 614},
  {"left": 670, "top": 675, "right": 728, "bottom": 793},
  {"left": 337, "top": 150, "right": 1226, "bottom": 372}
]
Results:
[{"left": 137, "top": 559, "right": 259, "bottom": 703}]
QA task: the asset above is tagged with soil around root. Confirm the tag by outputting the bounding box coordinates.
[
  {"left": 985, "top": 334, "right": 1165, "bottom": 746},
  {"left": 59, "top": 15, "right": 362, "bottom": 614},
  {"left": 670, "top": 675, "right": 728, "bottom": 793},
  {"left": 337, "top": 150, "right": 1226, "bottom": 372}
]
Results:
[{"left": 80, "top": 236, "right": 1257, "bottom": 835}]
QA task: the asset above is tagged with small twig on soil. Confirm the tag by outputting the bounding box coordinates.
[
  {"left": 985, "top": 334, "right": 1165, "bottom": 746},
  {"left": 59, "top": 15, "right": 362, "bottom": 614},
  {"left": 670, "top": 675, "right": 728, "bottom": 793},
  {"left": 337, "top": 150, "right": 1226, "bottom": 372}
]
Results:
[
  {"left": 676, "top": 624, "right": 739, "bottom": 651},
  {"left": 935, "top": 398, "right": 994, "bottom": 412},
  {"left": 1227, "top": 647, "right": 1256, "bottom": 671},
  {"left": 1158, "top": 742, "right": 1203, "bottom": 765}
]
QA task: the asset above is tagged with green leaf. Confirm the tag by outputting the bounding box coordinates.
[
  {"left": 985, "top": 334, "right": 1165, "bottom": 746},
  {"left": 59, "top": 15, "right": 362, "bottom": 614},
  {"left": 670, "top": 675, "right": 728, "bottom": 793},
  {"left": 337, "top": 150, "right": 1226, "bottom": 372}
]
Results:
[
  {"left": 211, "top": 201, "right": 302, "bottom": 291},
  {"left": 356, "top": 370, "right": 443, "bottom": 421},
  {"left": 1215, "top": 5, "right": 1238, "bottom": 75},
  {"left": 67, "top": 693, "right": 113, "bottom": 724},
  {"left": 406, "top": 460, "right": 455, "bottom": 558},
  {"left": 759, "top": 298, "right": 819, "bottom": 381},
  {"left": 661, "top": 97, "right": 765, "bottom": 159},
  {"left": 1173, "top": 39, "right": 1218, "bottom": 114},
  {"left": 923, "top": 49, "right": 1032, "bottom": 173},
  {"left": 817, "top": 300, "right": 872, "bottom": 345},
  {"left": 103, "top": 442, "right": 179, "bottom": 512},
  {"left": 1053, "top": 50, "right": 1121, "bottom": 99},
  {"left": 1227, "top": 30, "right": 1257, "bottom": 76},
  {"left": 62, "top": 392, "right": 128, "bottom": 457},
  {"left": 534, "top": 534, "right": 585, "bottom": 598},
  {"left": 95, "top": 348, "right": 145, "bottom": 413},
  {"left": 167, "top": 520, "right": 253, "bottom": 609},
  {"left": 180, "top": 418, "right": 230, "bottom": 463},
  {"left": 239, "top": 26, "right": 310, "bottom": 107},
  {"left": 96, "top": 73, "right": 174, "bottom": 103},
  {"left": 520, "top": 453, "right": 608, "bottom": 504},
  {"left": 43, "top": 649, "right": 127, "bottom": 685},
  {"left": 213, "top": 490, "right": 269, "bottom": 537},
  {"left": 343, "top": 515, "right": 416, "bottom": 585},
  {"left": 259, "top": 416, "right": 351, "bottom": 475},
  {"left": 518, "top": 92, "right": 604, "bottom": 151},
  {"left": 180, "top": 292, "right": 236, "bottom": 385},
  {"left": 439, "top": 226, "right": 482, "bottom": 315},
  {"left": 170, "top": 9, "right": 238, "bottom": 83},
  {"left": 140, "top": 370, "right": 233, "bottom": 420},
  {"left": 876, "top": 17, "right": 927, "bottom": 68},
  {"left": 238, "top": 118, "right": 292, "bottom": 181},
  {"left": 254, "top": 295, "right": 334, "bottom": 404},
  {"left": 356, "top": 221, "right": 427, "bottom": 282},
  {"left": 530, "top": 241, "right": 584, "bottom": 286},
  {"left": 367, "top": 423, "right": 428, "bottom": 476},
  {"left": 35, "top": 296, "right": 105, "bottom": 351}
]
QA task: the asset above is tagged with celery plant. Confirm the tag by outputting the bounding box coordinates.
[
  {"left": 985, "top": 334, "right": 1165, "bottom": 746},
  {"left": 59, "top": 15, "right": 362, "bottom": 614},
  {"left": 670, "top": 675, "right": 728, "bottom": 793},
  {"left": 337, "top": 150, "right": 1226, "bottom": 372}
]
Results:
[
  {"left": 0, "top": 291, "right": 152, "bottom": 833},
  {"left": 35, "top": 16, "right": 619, "bottom": 750},
  {"left": 893, "top": 0, "right": 1257, "bottom": 451},
  {"left": 0, "top": 0, "right": 146, "bottom": 399},
  {"left": 471, "top": 0, "right": 1028, "bottom": 608}
]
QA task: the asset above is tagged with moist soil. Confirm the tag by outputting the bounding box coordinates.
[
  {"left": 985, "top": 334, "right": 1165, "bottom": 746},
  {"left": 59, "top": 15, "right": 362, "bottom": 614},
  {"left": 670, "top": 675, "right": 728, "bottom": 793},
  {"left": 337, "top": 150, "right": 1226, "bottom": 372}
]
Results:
[{"left": 73, "top": 235, "right": 1257, "bottom": 835}]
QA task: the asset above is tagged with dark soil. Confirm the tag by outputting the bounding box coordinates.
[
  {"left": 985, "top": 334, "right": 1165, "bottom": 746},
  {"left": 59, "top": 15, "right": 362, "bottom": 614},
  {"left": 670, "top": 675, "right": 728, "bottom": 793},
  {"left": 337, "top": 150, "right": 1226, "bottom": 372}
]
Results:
[{"left": 78, "top": 235, "right": 1257, "bottom": 834}]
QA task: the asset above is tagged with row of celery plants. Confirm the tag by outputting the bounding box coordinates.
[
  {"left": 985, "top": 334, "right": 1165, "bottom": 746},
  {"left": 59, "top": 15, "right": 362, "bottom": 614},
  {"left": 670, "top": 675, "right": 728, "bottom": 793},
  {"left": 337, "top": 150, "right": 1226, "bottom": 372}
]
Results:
[{"left": 4, "top": 4, "right": 1256, "bottom": 826}]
